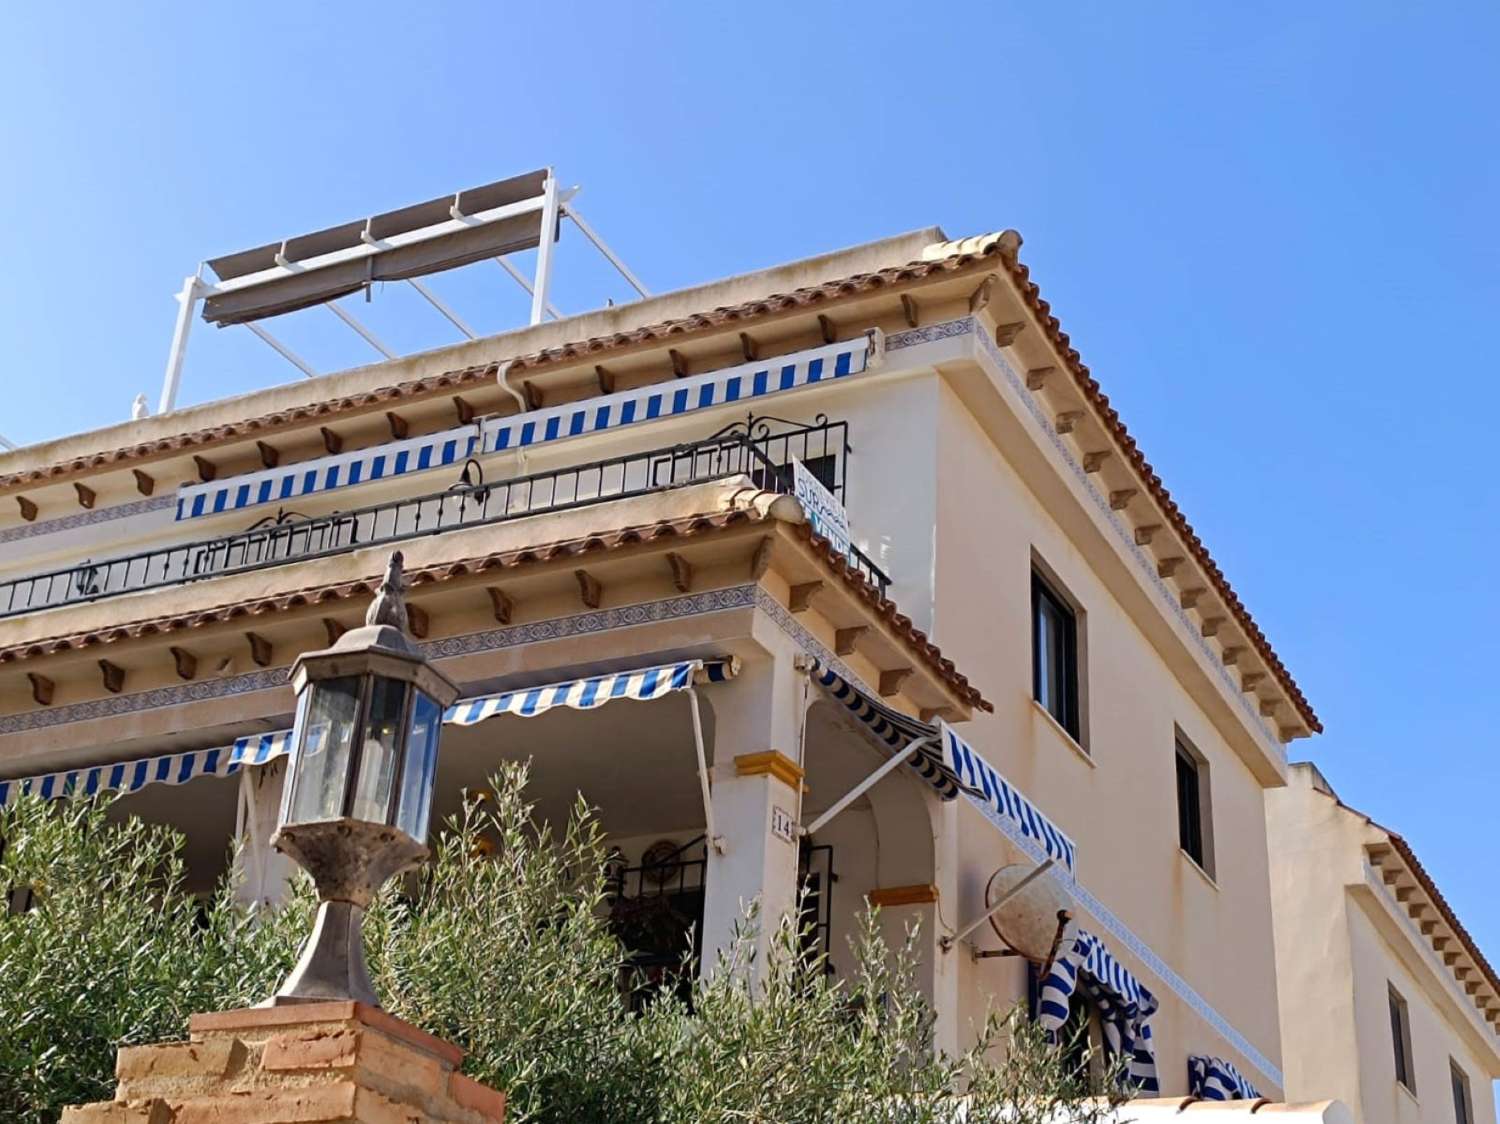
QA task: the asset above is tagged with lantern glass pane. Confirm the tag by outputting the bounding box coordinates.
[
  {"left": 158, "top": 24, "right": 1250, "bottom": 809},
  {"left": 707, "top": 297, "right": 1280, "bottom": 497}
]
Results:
[
  {"left": 397, "top": 691, "right": 443, "bottom": 842},
  {"left": 287, "top": 675, "right": 361, "bottom": 824},
  {"left": 349, "top": 675, "right": 408, "bottom": 824}
]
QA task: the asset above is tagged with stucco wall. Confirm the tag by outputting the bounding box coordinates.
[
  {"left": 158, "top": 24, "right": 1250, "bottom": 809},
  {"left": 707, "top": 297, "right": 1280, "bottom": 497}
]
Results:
[
  {"left": 1268, "top": 767, "right": 1500, "bottom": 1124},
  {"left": 929, "top": 378, "right": 1284, "bottom": 1094}
]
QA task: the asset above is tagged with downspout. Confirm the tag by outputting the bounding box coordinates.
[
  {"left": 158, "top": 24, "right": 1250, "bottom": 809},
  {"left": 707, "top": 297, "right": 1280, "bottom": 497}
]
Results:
[{"left": 495, "top": 359, "right": 529, "bottom": 475}]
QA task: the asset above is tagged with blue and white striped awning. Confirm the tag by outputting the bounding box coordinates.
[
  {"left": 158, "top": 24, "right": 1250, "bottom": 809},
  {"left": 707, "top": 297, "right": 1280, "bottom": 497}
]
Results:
[
  {"left": 446, "top": 658, "right": 734, "bottom": 725},
  {"left": 1039, "top": 929, "right": 1160, "bottom": 1093},
  {"left": 0, "top": 658, "right": 734, "bottom": 807},
  {"left": 480, "top": 334, "right": 880, "bottom": 456},
  {"left": 808, "top": 661, "right": 958, "bottom": 799},
  {"left": 1188, "top": 1055, "right": 1261, "bottom": 1101},
  {"left": 171, "top": 333, "right": 880, "bottom": 523},
  {"left": 174, "top": 423, "right": 482, "bottom": 521},
  {"left": 0, "top": 729, "right": 293, "bottom": 806},
  {"left": 940, "top": 724, "right": 1078, "bottom": 875},
  {"left": 807, "top": 664, "right": 1078, "bottom": 877}
]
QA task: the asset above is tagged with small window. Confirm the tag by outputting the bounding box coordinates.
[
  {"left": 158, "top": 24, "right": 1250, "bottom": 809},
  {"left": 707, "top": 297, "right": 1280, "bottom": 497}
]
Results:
[
  {"left": 1389, "top": 985, "right": 1415, "bottom": 1092},
  {"left": 1450, "top": 1060, "right": 1472, "bottom": 1124},
  {"left": 1032, "top": 570, "right": 1081, "bottom": 740},
  {"left": 1175, "top": 736, "right": 1214, "bottom": 877}
]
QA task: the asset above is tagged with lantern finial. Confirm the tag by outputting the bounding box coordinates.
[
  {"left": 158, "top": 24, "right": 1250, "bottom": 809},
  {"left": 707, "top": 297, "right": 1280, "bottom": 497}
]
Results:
[{"left": 366, "top": 550, "right": 408, "bottom": 633}]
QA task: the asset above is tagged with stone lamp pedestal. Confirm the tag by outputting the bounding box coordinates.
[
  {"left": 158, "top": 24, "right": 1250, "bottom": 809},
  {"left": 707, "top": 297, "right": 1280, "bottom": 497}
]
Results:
[{"left": 62, "top": 1001, "right": 505, "bottom": 1123}]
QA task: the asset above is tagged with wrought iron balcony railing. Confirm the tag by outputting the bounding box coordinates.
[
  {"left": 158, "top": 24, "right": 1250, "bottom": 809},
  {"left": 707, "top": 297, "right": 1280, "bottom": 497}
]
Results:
[{"left": 0, "top": 416, "right": 890, "bottom": 620}]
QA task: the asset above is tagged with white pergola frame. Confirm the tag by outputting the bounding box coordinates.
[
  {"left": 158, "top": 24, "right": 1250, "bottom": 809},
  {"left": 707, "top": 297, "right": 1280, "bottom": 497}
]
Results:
[{"left": 158, "top": 169, "right": 650, "bottom": 414}]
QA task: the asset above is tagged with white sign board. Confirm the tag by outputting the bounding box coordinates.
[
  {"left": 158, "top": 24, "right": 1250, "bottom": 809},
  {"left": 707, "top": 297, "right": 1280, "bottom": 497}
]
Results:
[{"left": 792, "top": 458, "right": 851, "bottom": 558}]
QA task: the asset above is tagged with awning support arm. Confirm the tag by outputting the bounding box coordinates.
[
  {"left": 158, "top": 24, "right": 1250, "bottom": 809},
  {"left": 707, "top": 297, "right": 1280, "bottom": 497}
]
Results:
[
  {"left": 687, "top": 686, "right": 725, "bottom": 854},
  {"left": 801, "top": 736, "right": 932, "bottom": 838},
  {"left": 939, "top": 856, "right": 1056, "bottom": 953}
]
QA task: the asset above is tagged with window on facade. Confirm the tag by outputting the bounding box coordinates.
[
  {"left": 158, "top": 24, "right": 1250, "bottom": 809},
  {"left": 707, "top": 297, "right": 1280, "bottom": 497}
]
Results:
[
  {"left": 1389, "top": 985, "right": 1415, "bottom": 1092},
  {"left": 1450, "top": 1060, "right": 1472, "bottom": 1124},
  {"left": 1175, "top": 736, "right": 1214, "bottom": 877},
  {"left": 1032, "top": 569, "right": 1081, "bottom": 741}
]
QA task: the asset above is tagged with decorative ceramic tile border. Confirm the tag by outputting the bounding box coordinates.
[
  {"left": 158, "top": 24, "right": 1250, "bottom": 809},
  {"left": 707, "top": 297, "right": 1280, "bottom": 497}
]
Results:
[
  {"left": 0, "top": 495, "right": 174, "bottom": 546},
  {"left": 886, "top": 319, "right": 976, "bottom": 351},
  {"left": 0, "top": 586, "right": 759, "bottom": 737}
]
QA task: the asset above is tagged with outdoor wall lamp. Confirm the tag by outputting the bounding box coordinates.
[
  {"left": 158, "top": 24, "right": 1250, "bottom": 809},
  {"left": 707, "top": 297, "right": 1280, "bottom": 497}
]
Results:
[{"left": 268, "top": 550, "right": 459, "bottom": 1007}]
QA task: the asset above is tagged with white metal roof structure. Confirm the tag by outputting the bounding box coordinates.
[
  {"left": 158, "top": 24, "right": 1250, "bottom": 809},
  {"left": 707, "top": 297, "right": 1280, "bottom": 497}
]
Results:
[{"left": 157, "top": 166, "right": 649, "bottom": 414}]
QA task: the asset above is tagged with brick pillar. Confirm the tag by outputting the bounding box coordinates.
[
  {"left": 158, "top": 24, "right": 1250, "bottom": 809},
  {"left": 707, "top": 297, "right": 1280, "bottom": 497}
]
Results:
[{"left": 61, "top": 1001, "right": 505, "bottom": 1123}]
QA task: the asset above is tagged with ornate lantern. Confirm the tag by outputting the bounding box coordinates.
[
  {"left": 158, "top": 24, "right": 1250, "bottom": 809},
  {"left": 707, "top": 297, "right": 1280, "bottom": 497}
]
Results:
[{"left": 269, "top": 551, "right": 459, "bottom": 1007}]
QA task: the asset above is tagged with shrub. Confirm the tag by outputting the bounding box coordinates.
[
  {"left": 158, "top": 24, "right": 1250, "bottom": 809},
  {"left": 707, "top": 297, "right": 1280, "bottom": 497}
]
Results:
[{"left": 0, "top": 763, "right": 1117, "bottom": 1123}]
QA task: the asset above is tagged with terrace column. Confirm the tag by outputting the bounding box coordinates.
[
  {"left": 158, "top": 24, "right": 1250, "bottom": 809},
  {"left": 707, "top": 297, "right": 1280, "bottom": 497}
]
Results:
[
  {"left": 700, "top": 636, "right": 810, "bottom": 982},
  {"left": 232, "top": 759, "right": 296, "bottom": 909}
]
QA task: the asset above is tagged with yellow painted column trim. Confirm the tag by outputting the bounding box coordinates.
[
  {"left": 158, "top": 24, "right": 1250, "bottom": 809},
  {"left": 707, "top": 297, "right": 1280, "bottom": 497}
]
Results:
[
  {"left": 733, "top": 751, "right": 805, "bottom": 788},
  {"left": 866, "top": 884, "right": 940, "bottom": 908}
]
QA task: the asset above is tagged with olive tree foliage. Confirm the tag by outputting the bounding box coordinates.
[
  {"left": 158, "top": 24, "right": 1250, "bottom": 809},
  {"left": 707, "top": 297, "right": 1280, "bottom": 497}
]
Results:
[{"left": 0, "top": 763, "right": 1121, "bottom": 1124}]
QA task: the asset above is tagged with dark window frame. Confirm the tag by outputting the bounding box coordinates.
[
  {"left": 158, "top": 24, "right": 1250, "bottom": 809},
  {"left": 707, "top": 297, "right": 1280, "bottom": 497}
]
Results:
[
  {"left": 1450, "top": 1059, "right": 1472, "bottom": 1124},
  {"left": 1389, "top": 984, "right": 1416, "bottom": 1092},
  {"left": 1176, "top": 746, "right": 1205, "bottom": 866},
  {"left": 1031, "top": 569, "right": 1082, "bottom": 742},
  {"left": 1174, "top": 734, "right": 1216, "bottom": 878}
]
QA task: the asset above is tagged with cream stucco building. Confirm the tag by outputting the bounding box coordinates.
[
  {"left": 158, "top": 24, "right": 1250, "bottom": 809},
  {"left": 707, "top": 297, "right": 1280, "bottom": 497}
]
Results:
[
  {"left": 1267, "top": 763, "right": 1500, "bottom": 1124},
  {"left": 0, "top": 186, "right": 1480, "bottom": 1114}
]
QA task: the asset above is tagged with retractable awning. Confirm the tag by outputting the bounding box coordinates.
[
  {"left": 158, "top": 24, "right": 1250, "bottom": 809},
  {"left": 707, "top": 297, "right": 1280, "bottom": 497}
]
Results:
[
  {"left": 201, "top": 170, "right": 553, "bottom": 327},
  {"left": 0, "top": 658, "right": 735, "bottom": 807},
  {"left": 809, "top": 661, "right": 957, "bottom": 798},
  {"left": 807, "top": 662, "right": 1077, "bottom": 876},
  {"left": 172, "top": 331, "right": 880, "bottom": 522},
  {"left": 175, "top": 422, "right": 481, "bottom": 521}
]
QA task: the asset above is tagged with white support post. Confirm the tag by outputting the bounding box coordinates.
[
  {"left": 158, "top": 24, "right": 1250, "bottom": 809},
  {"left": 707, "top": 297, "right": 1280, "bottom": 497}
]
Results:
[
  {"left": 325, "top": 301, "right": 396, "bottom": 358},
  {"left": 158, "top": 274, "right": 204, "bottom": 415},
  {"left": 244, "top": 323, "right": 318, "bottom": 379},
  {"left": 802, "top": 737, "right": 930, "bottom": 838},
  {"left": 529, "top": 173, "right": 560, "bottom": 326},
  {"left": 687, "top": 687, "right": 723, "bottom": 853},
  {"left": 563, "top": 204, "right": 652, "bottom": 298},
  {"left": 495, "top": 257, "right": 563, "bottom": 320}
]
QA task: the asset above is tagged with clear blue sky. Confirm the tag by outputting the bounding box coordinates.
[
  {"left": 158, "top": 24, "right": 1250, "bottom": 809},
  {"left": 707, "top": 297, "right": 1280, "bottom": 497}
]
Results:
[{"left": 2, "top": 3, "right": 1497, "bottom": 987}]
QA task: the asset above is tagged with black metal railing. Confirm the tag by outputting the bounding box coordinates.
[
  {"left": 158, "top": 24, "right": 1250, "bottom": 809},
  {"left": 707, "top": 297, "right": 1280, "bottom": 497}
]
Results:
[{"left": 0, "top": 415, "right": 891, "bottom": 619}]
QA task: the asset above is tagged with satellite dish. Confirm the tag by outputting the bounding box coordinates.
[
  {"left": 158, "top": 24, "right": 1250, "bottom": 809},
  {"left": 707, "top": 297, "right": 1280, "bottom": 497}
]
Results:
[{"left": 984, "top": 863, "right": 1073, "bottom": 963}]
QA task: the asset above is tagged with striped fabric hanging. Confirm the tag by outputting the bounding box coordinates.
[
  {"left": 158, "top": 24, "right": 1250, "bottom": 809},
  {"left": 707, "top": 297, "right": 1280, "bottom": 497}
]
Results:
[
  {"left": 1038, "top": 929, "right": 1160, "bottom": 1093},
  {"left": 1188, "top": 1055, "right": 1261, "bottom": 1100},
  {"left": 0, "top": 659, "right": 734, "bottom": 808}
]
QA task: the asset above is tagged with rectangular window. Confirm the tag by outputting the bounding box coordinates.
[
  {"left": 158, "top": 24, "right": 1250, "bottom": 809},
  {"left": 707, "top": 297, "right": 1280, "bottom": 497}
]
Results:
[
  {"left": 1032, "top": 570, "right": 1081, "bottom": 740},
  {"left": 1175, "top": 738, "right": 1213, "bottom": 876},
  {"left": 1390, "top": 985, "right": 1415, "bottom": 1092},
  {"left": 1450, "top": 1060, "right": 1472, "bottom": 1124}
]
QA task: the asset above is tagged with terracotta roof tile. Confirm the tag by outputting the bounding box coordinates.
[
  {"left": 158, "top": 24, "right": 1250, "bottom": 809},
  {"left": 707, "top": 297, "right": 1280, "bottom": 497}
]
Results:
[
  {"left": 0, "top": 226, "right": 1313, "bottom": 730},
  {"left": 990, "top": 242, "right": 1321, "bottom": 733},
  {"left": 1385, "top": 831, "right": 1500, "bottom": 1010},
  {"left": 0, "top": 239, "right": 1008, "bottom": 493},
  {"left": 0, "top": 507, "right": 990, "bottom": 713}
]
